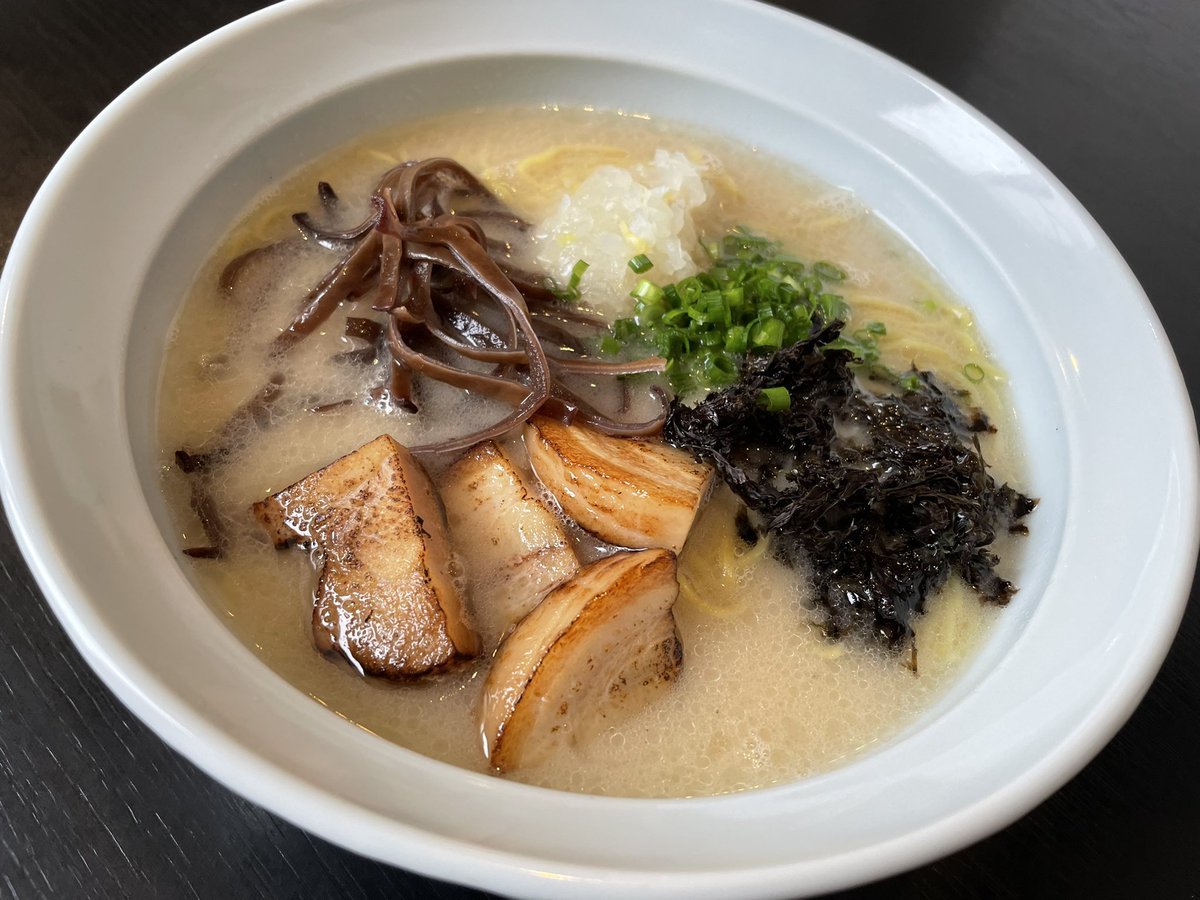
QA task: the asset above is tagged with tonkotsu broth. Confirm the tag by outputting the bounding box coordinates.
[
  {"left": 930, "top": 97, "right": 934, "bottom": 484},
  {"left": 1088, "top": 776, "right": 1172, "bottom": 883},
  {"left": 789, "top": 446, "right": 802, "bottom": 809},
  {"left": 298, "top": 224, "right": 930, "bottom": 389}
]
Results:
[{"left": 157, "top": 107, "right": 1025, "bottom": 797}]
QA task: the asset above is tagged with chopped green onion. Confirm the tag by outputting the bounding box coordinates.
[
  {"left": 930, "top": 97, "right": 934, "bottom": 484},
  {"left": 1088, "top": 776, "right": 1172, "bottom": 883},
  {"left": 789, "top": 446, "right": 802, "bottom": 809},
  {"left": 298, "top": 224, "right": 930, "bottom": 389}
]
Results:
[
  {"left": 656, "top": 329, "right": 689, "bottom": 357},
  {"left": 628, "top": 254, "right": 654, "bottom": 274},
  {"left": 568, "top": 259, "right": 589, "bottom": 286},
  {"left": 703, "top": 352, "right": 739, "bottom": 385},
  {"left": 757, "top": 386, "right": 792, "bottom": 412},
  {"left": 612, "top": 318, "right": 638, "bottom": 341},
  {"left": 661, "top": 307, "right": 690, "bottom": 327},
  {"left": 633, "top": 301, "right": 665, "bottom": 326},
  {"left": 852, "top": 322, "right": 886, "bottom": 348},
  {"left": 750, "top": 317, "right": 785, "bottom": 350},
  {"left": 724, "top": 325, "right": 748, "bottom": 354},
  {"left": 550, "top": 259, "right": 590, "bottom": 301},
  {"left": 599, "top": 335, "right": 621, "bottom": 355},
  {"left": 813, "top": 261, "right": 847, "bottom": 281},
  {"left": 631, "top": 279, "right": 664, "bottom": 303},
  {"left": 899, "top": 372, "right": 922, "bottom": 392},
  {"left": 817, "top": 293, "right": 848, "bottom": 323},
  {"left": 693, "top": 298, "right": 726, "bottom": 325},
  {"left": 963, "top": 363, "right": 985, "bottom": 383},
  {"left": 599, "top": 226, "right": 869, "bottom": 391}
]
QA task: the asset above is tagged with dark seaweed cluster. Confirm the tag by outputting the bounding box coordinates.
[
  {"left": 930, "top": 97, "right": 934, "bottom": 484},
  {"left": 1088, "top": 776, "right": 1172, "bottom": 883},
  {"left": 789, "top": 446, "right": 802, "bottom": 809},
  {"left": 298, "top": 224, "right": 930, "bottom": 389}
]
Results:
[{"left": 663, "top": 324, "right": 1036, "bottom": 652}]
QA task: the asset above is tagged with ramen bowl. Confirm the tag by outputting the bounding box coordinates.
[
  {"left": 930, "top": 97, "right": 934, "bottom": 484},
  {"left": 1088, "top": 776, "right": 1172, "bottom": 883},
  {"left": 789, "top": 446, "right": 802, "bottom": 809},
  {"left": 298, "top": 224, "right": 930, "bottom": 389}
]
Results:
[{"left": 0, "top": 0, "right": 1195, "bottom": 897}]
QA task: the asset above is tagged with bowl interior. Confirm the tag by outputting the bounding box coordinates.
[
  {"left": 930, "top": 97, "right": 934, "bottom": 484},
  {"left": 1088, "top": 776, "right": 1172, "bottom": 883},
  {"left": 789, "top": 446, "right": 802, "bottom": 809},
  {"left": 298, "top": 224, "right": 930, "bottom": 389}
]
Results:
[
  {"left": 2, "top": 2, "right": 1194, "bottom": 897},
  {"left": 129, "top": 52, "right": 1068, "bottom": 773}
]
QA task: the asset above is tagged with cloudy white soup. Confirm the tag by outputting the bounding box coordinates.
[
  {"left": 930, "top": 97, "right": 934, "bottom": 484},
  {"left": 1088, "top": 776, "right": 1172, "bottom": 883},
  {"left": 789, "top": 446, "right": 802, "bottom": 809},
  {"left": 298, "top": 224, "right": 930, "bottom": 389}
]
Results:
[{"left": 158, "top": 107, "right": 1034, "bottom": 797}]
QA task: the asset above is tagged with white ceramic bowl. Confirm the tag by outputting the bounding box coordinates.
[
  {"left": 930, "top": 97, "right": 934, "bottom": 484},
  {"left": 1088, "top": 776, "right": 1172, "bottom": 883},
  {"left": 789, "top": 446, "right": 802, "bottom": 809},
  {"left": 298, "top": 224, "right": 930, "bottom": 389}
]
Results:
[{"left": 1, "top": 1, "right": 1196, "bottom": 897}]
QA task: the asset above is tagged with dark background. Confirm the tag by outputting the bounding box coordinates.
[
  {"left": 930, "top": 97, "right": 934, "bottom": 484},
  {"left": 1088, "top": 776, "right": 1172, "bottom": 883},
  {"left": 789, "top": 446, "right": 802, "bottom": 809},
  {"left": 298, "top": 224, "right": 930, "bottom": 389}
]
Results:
[{"left": 1, "top": 1, "right": 1197, "bottom": 897}]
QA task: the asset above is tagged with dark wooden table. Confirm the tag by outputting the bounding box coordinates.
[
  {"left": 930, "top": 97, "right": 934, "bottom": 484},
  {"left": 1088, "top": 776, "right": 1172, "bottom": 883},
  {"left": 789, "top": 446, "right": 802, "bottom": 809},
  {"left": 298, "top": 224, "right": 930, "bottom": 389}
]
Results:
[{"left": 2, "top": 1, "right": 1197, "bottom": 897}]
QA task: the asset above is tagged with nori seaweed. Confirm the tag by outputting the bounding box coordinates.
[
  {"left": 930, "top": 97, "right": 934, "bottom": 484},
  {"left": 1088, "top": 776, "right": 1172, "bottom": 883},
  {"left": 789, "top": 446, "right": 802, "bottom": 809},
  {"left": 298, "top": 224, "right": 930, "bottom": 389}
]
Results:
[{"left": 663, "top": 323, "right": 1037, "bottom": 651}]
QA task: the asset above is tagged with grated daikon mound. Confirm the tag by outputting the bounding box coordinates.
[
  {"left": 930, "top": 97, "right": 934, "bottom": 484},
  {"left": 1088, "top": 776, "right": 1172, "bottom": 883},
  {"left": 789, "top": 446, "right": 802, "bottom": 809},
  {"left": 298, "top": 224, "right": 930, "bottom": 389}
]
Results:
[{"left": 533, "top": 150, "right": 710, "bottom": 317}]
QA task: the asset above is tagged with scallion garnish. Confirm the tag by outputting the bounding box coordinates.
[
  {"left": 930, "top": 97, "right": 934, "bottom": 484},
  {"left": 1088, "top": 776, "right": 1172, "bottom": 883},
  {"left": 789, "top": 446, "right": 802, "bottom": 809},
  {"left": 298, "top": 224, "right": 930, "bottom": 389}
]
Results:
[
  {"left": 813, "top": 261, "right": 847, "bottom": 282},
  {"left": 631, "top": 278, "right": 664, "bottom": 303},
  {"left": 568, "top": 259, "right": 589, "bottom": 288},
  {"left": 757, "top": 386, "right": 792, "bottom": 412},
  {"left": 702, "top": 352, "right": 738, "bottom": 386},
  {"left": 963, "top": 363, "right": 985, "bottom": 383},
  {"left": 749, "top": 317, "right": 786, "bottom": 350},
  {"left": 628, "top": 254, "right": 654, "bottom": 274},
  {"left": 548, "top": 258, "right": 591, "bottom": 301},
  {"left": 602, "top": 227, "right": 878, "bottom": 391},
  {"left": 724, "top": 325, "right": 748, "bottom": 354}
]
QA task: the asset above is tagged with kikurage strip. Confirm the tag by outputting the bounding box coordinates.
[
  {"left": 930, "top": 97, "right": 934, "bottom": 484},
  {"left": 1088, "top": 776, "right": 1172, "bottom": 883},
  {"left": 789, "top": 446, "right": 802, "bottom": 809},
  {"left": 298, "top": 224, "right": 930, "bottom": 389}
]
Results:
[{"left": 268, "top": 157, "right": 667, "bottom": 450}]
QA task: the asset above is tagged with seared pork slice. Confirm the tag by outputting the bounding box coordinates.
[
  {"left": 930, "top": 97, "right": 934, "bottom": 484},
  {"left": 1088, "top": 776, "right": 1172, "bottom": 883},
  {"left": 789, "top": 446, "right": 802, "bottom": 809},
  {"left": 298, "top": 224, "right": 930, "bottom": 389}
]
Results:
[
  {"left": 481, "top": 548, "right": 682, "bottom": 772},
  {"left": 440, "top": 441, "right": 579, "bottom": 649},
  {"left": 524, "top": 418, "right": 714, "bottom": 553},
  {"left": 251, "top": 434, "right": 479, "bottom": 677}
]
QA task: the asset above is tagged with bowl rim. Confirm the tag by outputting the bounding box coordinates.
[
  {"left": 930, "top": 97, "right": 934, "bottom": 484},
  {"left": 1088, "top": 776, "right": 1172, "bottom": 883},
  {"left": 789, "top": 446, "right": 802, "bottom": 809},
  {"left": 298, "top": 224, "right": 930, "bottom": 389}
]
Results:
[{"left": 1, "top": 0, "right": 1196, "bottom": 896}]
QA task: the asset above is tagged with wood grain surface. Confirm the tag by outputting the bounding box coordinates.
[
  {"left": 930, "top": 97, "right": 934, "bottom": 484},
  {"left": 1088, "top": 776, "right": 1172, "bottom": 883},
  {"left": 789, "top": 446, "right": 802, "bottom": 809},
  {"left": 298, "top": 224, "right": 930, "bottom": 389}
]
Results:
[{"left": 1, "top": 1, "right": 1197, "bottom": 897}]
